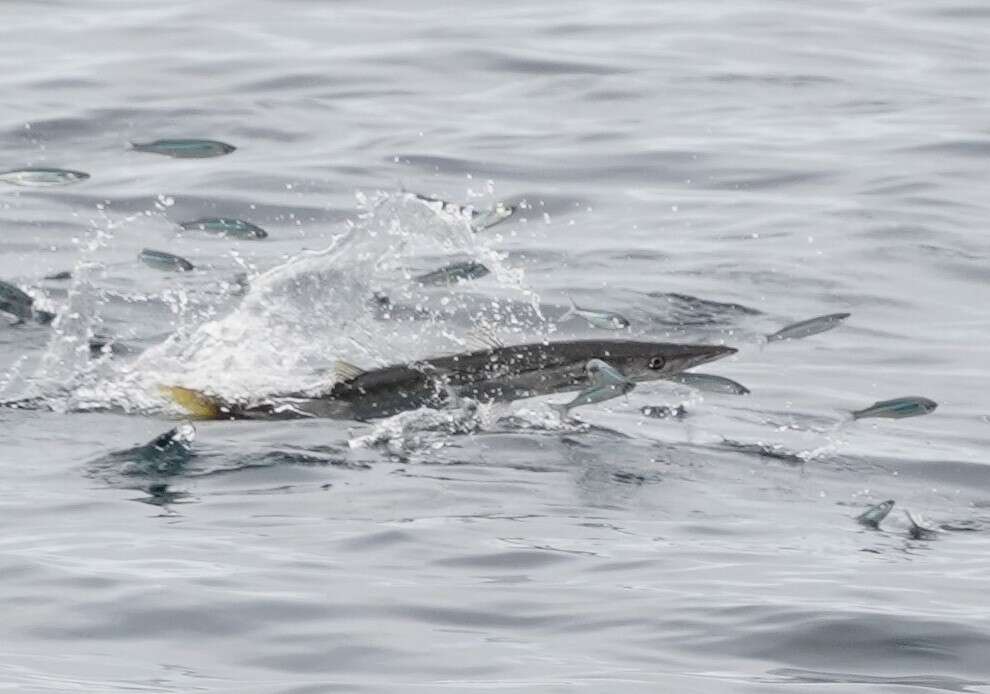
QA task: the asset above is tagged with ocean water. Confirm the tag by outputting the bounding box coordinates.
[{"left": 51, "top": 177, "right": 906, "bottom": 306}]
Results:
[{"left": 2, "top": 1, "right": 990, "bottom": 691}]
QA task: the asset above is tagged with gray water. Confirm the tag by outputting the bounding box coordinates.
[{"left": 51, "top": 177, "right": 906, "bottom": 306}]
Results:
[{"left": 2, "top": 1, "right": 990, "bottom": 692}]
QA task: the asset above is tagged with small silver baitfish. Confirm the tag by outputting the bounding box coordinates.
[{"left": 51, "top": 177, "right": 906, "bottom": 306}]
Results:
[
  {"left": 562, "top": 297, "right": 630, "bottom": 330},
  {"left": 586, "top": 358, "right": 632, "bottom": 388},
  {"left": 0, "top": 167, "right": 89, "bottom": 186},
  {"left": 852, "top": 396, "right": 937, "bottom": 420},
  {"left": 667, "top": 372, "right": 749, "bottom": 395},
  {"left": 554, "top": 359, "right": 636, "bottom": 414},
  {"left": 766, "top": 312, "right": 850, "bottom": 342},
  {"left": 856, "top": 499, "right": 895, "bottom": 528},
  {"left": 139, "top": 248, "right": 194, "bottom": 272},
  {"left": 557, "top": 383, "right": 630, "bottom": 412},
  {"left": 471, "top": 202, "right": 516, "bottom": 231},
  {"left": 0, "top": 279, "right": 55, "bottom": 324},
  {"left": 179, "top": 218, "right": 268, "bottom": 239},
  {"left": 44, "top": 271, "right": 72, "bottom": 281},
  {"left": 414, "top": 261, "right": 489, "bottom": 286},
  {"left": 411, "top": 193, "right": 516, "bottom": 232},
  {"left": 130, "top": 139, "right": 235, "bottom": 158}
]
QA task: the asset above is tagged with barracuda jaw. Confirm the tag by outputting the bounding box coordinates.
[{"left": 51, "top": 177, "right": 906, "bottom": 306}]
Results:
[{"left": 680, "top": 344, "right": 737, "bottom": 372}]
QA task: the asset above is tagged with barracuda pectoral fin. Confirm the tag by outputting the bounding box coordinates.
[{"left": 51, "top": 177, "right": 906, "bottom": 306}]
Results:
[
  {"left": 160, "top": 386, "right": 227, "bottom": 419},
  {"left": 334, "top": 360, "right": 367, "bottom": 382}
]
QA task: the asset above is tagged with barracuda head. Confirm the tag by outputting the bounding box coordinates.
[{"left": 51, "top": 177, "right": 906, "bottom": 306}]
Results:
[{"left": 586, "top": 341, "right": 737, "bottom": 383}]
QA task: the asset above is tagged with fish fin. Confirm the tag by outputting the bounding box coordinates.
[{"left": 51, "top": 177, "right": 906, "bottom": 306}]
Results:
[
  {"left": 160, "top": 386, "right": 225, "bottom": 419},
  {"left": 561, "top": 296, "right": 578, "bottom": 321},
  {"left": 855, "top": 515, "right": 879, "bottom": 529},
  {"left": 904, "top": 509, "right": 938, "bottom": 537},
  {"left": 466, "top": 326, "right": 504, "bottom": 351},
  {"left": 151, "top": 421, "right": 196, "bottom": 449},
  {"left": 855, "top": 500, "right": 894, "bottom": 528},
  {"left": 334, "top": 360, "right": 366, "bottom": 382}
]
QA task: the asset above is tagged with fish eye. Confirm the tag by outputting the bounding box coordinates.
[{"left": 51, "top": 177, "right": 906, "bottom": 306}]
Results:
[{"left": 648, "top": 356, "right": 666, "bottom": 370}]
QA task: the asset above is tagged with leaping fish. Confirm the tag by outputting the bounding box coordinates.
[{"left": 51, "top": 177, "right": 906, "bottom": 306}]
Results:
[
  {"left": 856, "top": 500, "right": 895, "bottom": 529},
  {"left": 852, "top": 396, "right": 937, "bottom": 420},
  {"left": 130, "top": 139, "right": 235, "bottom": 158},
  {"left": 766, "top": 312, "right": 850, "bottom": 342},
  {"left": 162, "top": 339, "right": 735, "bottom": 421},
  {"left": 139, "top": 249, "right": 194, "bottom": 272},
  {"left": 410, "top": 193, "right": 517, "bottom": 231},
  {"left": 666, "top": 372, "right": 749, "bottom": 395},
  {"left": 552, "top": 359, "right": 636, "bottom": 415},
  {"left": 561, "top": 297, "right": 630, "bottom": 330},
  {"left": 413, "top": 261, "right": 489, "bottom": 286},
  {"left": 0, "top": 167, "right": 89, "bottom": 187},
  {"left": 178, "top": 218, "right": 268, "bottom": 239}
]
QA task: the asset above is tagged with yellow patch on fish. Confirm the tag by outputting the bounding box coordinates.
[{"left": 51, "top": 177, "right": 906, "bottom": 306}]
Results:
[{"left": 160, "top": 386, "right": 222, "bottom": 418}]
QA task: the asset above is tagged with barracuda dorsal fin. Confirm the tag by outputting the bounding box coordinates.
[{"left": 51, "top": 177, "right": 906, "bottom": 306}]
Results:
[
  {"left": 466, "top": 326, "right": 504, "bottom": 351},
  {"left": 334, "top": 360, "right": 366, "bottom": 382},
  {"left": 160, "top": 386, "right": 224, "bottom": 418}
]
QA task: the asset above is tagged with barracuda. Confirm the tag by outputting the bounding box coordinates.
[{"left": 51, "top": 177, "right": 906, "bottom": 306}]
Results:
[{"left": 165, "top": 339, "right": 736, "bottom": 421}]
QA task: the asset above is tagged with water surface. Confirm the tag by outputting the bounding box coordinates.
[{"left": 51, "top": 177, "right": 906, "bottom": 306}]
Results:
[{"left": 2, "top": 1, "right": 990, "bottom": 692}]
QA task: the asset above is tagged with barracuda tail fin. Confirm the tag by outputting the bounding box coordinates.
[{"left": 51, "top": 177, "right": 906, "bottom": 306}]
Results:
[{"left": 160, "top": 386, "right": 226, "bottom": 419}]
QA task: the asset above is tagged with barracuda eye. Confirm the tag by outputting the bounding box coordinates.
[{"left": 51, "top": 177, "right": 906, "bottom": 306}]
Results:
[{"left": 648, "top": 356, "right": 666, "bottom": 370}]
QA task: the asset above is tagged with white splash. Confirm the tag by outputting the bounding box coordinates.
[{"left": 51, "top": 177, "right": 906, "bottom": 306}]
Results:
[{"left": 27, "top": 190, "right": 546, "bottom": 414}]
